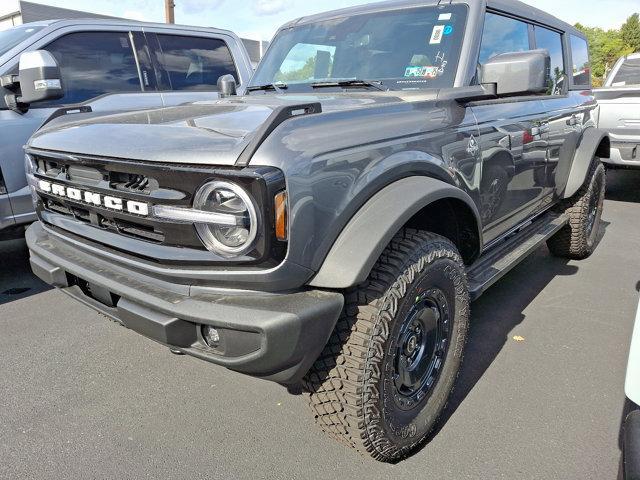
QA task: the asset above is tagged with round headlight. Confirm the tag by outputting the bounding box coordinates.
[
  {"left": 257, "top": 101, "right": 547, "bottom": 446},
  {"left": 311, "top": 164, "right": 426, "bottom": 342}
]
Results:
[{"left": 193, "top": 181, "right": 259, "bottom": 256}]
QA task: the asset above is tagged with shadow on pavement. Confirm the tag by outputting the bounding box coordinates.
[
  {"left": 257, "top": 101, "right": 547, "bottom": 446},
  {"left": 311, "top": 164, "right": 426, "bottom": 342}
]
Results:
[
  {"left": 429, "top": 246, "right": 580, "bottom": 441},
  {"left": 606, "top": 168, "right": 640, "bottom": 204},
  {"left": 0, "top": 235, "right": 51, "bottom": 306},
  {"left": 428, "top": 209, "right": 611, "bottom": 441}
]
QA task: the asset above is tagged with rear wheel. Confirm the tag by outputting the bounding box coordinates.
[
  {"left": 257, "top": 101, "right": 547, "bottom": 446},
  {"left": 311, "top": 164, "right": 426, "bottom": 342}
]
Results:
[
  {"left": 304, "top": 230, "right": 469, "bottom": 462},
  {"left": 547, "top": 160, "right": 605, "bottom": 259}
]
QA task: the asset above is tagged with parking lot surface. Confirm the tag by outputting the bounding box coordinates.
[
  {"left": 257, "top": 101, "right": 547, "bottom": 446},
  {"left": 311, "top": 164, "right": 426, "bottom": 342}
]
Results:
[{"left": 1, "top": 169, "right": 639, "bottom": 480}]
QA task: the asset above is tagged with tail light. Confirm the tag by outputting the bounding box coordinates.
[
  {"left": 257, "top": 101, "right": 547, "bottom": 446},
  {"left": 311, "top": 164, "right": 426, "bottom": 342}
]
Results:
[{"left": 523, "top": 131, "right": 535, "bottom": 145}]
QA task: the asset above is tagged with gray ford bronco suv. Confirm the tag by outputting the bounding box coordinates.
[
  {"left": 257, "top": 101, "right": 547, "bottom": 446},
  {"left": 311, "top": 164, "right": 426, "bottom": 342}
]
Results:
[{"left": 26, "top": 0, "right": 610, "bottom": 462}]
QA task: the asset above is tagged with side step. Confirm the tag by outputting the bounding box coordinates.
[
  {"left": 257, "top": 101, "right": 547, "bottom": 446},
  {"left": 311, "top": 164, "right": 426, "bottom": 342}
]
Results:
[{"left": 467, "top": 212, "right": 569, "bottom": 300}]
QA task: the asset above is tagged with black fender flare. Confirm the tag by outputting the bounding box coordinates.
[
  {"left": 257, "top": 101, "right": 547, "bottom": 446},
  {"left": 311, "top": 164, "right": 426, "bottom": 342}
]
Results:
[
  {"left": 561, "top": 127, "right": 610, "bottom": 199},
  {"left": 308, "top": 176, "right": 482, "bottom": 289}
]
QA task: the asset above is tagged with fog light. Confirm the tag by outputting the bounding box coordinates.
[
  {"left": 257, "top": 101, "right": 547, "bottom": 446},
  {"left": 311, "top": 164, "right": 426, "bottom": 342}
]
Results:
[{"left": 202, "top": 325, "right": 220, "bottom": 348}]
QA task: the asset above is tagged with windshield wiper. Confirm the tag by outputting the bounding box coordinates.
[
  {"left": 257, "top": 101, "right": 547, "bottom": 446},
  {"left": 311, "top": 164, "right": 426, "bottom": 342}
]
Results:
[
  {"left": 310, "top": 79, "right": 387, "bottom": 91},
  {"left": 247, "top": 82, "right": 288, "bottom": 92}
]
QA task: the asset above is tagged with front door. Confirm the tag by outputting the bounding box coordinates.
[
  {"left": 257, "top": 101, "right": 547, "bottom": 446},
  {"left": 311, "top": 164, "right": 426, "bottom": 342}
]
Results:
[{"left": 471, "top": 12, "right": 554, "bottom": 242}]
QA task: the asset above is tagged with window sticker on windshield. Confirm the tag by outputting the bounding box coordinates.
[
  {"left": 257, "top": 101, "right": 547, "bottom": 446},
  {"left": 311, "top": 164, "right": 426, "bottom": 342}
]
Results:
[
  {"left": 405, "top": 66, "right": 439, "bottom": 78},
  {"left": 439, "top": 13, "right": 452, "bottom": 21},
  {"left": 119, "top": 37, "right": 129, "bottom": 49},
  {"left": 444, "top": 25, "right": 454, "bottom": 35},
  {"left": 430, "top": 25, "right": 445, "bottom": 45}
]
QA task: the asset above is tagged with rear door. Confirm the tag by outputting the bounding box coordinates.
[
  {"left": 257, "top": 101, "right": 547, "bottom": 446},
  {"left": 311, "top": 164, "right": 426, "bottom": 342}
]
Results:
[
  {"left": 532, "top": 24, "right": 580, "bottom": 204},
  {"left": 143, "top": 30, "right": 249, "bottom": 107}
]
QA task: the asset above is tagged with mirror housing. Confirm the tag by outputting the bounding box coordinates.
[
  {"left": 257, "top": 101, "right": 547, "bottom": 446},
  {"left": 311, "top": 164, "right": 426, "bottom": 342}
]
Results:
[
  {"left": 481, "top": 49, "right": 550, "bottom": 97},
  {"left": 217, "top": 74, "right": 237, "bottom": 97},
  {"left": 19, "top": 50, "right": 64, "bottom": 104},
  {"left": 6, "top": 50, "right": 64, "bottom": 112}
]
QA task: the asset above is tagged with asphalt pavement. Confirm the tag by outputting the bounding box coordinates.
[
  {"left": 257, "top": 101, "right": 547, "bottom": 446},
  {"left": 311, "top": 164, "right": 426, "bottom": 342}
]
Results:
[{"left": 1, "top": 168, "right": 639, "bottom": 479}]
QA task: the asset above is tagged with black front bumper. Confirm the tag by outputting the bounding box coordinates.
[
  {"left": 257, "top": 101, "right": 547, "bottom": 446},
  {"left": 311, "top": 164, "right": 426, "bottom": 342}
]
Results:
[
  {"left": 27, "top": 222, "right": 344, "bottom": 384},
  {"left": 625, "top": 409, "right": 640, "bottom": 480}
]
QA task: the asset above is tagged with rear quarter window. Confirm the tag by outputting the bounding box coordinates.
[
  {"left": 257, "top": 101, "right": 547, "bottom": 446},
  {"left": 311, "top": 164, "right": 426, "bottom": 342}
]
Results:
[{"left": 570, "top": 35, "right": 591, "bottom": 87}]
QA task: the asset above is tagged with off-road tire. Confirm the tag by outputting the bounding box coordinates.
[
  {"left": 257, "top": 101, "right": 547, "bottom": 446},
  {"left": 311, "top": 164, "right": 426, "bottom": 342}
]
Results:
[
  {"left": 303, "top": 230, "right": 469, "bottom": 462},
  {"left": 547, "top": 160, "right": 605, "bottom": 260}
]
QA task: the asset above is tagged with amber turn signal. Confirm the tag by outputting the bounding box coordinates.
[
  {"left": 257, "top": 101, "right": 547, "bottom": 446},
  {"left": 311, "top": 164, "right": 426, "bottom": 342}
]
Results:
[{"left": 274, "top": 191, "right": 288, "bottom": 241}]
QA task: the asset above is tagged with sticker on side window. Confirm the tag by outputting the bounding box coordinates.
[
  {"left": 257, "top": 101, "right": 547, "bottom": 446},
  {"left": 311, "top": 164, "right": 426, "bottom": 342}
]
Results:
[
  {"left": 430, "top": 25, "right": 445, "bottom": 45},
  {"left": 119, "top": 37, "right": 129, "bottom": 48}
]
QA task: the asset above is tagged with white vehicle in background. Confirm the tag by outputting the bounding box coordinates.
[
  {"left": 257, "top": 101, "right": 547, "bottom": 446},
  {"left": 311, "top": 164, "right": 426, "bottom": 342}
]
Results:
[
  {"left": 624, "top": 298, "right": 640, "bottom": 480},
  {"left": 595, "top": 53, "right": 640, "bottom": 168}
]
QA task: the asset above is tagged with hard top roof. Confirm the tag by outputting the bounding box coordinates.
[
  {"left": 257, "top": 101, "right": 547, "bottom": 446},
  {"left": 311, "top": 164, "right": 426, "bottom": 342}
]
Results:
[
  {"left": 282, "top": 0, "right": 585, "bottom": 39},
  {"left": 37, "top": 18, "right": 237, "bottom": 37}
]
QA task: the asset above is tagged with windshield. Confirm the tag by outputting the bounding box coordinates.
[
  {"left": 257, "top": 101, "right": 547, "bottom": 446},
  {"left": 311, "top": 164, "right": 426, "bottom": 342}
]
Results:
[
  {"left": 0, "top": 24, "right": 44, "bottom": 58},
  {"left": 251, "top": 5, "right": 468, "bottom": 92},
  {"left": 611, "top": 58, "right": 640, "bottom": 87}
]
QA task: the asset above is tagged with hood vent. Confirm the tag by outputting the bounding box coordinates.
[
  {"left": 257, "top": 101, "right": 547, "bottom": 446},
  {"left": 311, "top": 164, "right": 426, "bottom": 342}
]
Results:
[{"left": 236, "top": 102, "right": 322, "bottom": 166}]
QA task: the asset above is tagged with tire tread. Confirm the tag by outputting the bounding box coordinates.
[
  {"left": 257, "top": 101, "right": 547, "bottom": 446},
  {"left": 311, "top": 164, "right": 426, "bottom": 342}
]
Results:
[{"left": 303, "top": 229, "right": 469, "bottom": 461}]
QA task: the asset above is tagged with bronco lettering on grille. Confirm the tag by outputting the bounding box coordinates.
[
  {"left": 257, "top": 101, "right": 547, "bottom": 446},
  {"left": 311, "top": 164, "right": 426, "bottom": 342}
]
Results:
[{"left": 37, "top": 179, "right": 150, "bottom": 216}]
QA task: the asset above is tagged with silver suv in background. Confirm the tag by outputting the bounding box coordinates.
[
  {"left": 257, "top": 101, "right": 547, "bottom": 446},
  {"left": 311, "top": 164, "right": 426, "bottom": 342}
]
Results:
[
  {"left": 595, "top": 53, "right": 640, "bottom": 168},
  {"left": 0, "top": 19, "right": 253, "bottom": 236}
]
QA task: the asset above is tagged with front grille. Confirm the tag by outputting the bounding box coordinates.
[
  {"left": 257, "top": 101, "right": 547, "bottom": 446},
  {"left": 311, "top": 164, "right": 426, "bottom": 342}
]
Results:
[
  {"left": 110, "top": 172, "right": 158, "bottom": 194},
  {"left": 28, "top": 149, "right": 286, "bottom": 267}
]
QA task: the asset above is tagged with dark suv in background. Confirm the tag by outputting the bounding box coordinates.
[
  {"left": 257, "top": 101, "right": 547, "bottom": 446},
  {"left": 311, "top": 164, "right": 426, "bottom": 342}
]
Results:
[{"left": 25, "top": 0, "right": 609, "bottom": 462}]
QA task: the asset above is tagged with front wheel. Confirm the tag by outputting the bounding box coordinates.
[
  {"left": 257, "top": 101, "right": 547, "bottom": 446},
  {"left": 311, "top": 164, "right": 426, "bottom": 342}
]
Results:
[
  {"left": 547, "top": 160, "right": 606, "bottom": 260},
  {"left": 303, "top": 230, "right": 469, "bottom": 462}
]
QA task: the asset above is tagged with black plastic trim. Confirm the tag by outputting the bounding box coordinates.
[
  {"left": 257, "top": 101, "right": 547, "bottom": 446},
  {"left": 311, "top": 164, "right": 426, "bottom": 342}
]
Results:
[
  {"left": 27, "top": 148, "right": 288, "bottom": 267},
  {"left": 235, "top": 103, "right": 322, "bottom": 166},
  {"left": 27, "top": 222, "right": 344, "bottom": 384}
]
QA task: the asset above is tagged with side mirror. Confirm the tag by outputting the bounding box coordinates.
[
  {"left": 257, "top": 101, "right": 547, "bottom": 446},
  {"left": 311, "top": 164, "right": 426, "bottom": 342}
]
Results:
[
  {"left": 217, "top": 74, "right": 237, "bottom": 97},
  {"left": 481, "top": 49, "right": 550, "bottom": 97},
  {"left": 4, "top": 50, "right": 64, "bottom": 112}
]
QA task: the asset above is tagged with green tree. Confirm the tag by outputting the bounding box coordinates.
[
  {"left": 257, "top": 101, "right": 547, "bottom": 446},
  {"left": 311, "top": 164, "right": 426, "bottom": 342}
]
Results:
[
  {"left": 275, "top": 57, "right": 321, "bottom": 83},
  {"left": 575, "top": 22, "right": 635, "bottom": 86},
  {"left": 621, "top": 13, "right": 640, "bottom": 52}
]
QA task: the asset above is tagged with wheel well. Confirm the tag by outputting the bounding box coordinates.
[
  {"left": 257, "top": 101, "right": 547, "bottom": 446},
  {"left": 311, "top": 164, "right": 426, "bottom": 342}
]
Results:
[
  {"left": 404, "top": 198, "right": 481, "bottom": 265},
  {"left": 595, "top": 136, "right": 610, "bottom": 159}
]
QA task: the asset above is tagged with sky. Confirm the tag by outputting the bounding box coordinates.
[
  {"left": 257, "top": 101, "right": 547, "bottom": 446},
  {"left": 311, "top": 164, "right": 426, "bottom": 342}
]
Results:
[{"left": 31, "top": 0, "right": 640, "bottom": 41}]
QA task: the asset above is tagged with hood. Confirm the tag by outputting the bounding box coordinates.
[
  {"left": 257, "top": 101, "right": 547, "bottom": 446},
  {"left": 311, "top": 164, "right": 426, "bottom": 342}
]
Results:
[{"left": 28, "top": 92, "right": 418, "bottom": 166}]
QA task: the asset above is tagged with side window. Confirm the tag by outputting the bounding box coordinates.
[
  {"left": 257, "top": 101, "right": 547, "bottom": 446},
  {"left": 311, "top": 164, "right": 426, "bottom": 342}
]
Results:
[
  {"left": 43, "top": 31, "right": 142, "bottom": 106},
  {"left": 479, "top": 13, "right": 531, "bottom": 65},
  {"left": 611, "top": 57, "right": 640, "bottom": 86},
  {"left": 570, "top": 35, "right": 591, "bottom": 87},
  {"left": 534, "top": 26, "right": 566, "bottom": 95},
  {"left": 154, "top": 35, "right": 238, "bottom": 91}
]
